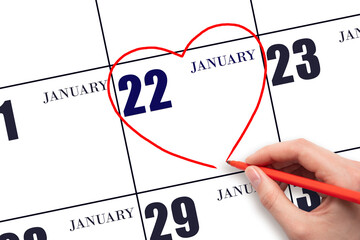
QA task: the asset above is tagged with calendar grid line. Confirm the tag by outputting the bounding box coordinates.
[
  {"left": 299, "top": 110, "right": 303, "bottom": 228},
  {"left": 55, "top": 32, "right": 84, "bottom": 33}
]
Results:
[
  {"left": 114, "top": 35, "right": 254, "bottom": 65},
  {"left": 94, "top": 1, "right": 148, "bottom": 239},
  {"left": 288, "top": 186, "right": 295, "bottom": 204},
  {"left": 0, "top": 36, "right": 254, "bottom": 90},
  {"left": 137, "top": 170, "right": 245, "bottom": 195},
  {"left": 257, "top": 12, "right": 360, "bottom": 37},
  {"left": 249, "top": 0, "right": 296, "bottom": 203},
  {"left": 0, "top": 193, "right": 135, "bottom": 224},
  {"left": 0, "top": 169, "right": 245, "bottom": 224},
  {"left": 2, "top": 141, "right": 359, "bottom": 224},
  {"left": 249, "top": 0, "right": 281, "bottom": 142},
  {"left": 0, "top": 65, "right": 109, "bottom": 90},
  {"left": 265, "top": 77, "right": 282, "bottom": 142},
  {"left": 335, "top": 146, "right": 360, "bottom": 154},
  {"left": 1, "top": 12, "right": 358, "bottom": 91}
]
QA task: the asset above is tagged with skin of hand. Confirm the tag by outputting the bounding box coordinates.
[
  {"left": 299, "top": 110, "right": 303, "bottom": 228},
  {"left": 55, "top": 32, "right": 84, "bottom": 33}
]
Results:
[{"left": 244, "top": 139, "right": 360, "bottom": 240}]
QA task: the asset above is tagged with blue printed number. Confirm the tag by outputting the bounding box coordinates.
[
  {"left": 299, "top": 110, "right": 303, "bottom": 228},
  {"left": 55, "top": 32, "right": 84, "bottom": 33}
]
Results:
[
  {"left": 118, "top": 69, "right": 172, "bottom": 117},
  {"left": 145, "top": 196, "right": 199, "bottom": 240},
  {"left": 267, "top": 38, "right": 320, "bottom": 86},
  {"left": 0, "top": 100, "right": 18, "bottom": 141},
  {"left": 145, "top": 69, "right": 172, "bottom": 112},
  {"left": 0, "top": 227, "right": 47, "bottom": 240},
  {"left": 296, "top": 188, "right": 321, "bottom": 212},
  {"left": 118, "top": 74, "right": 146, "bottom": 116}
]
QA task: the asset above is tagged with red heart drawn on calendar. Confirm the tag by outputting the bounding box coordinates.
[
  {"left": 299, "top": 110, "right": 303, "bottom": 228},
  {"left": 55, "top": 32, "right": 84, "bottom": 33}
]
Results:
[{"left": 107, "top": 23, "right": 267, "bottom": 169}]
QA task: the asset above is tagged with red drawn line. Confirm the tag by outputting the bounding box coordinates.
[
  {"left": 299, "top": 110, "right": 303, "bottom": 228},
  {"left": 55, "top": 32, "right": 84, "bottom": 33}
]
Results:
[{"left": 106, "top": 23, "right": 267, "bottom": 169}]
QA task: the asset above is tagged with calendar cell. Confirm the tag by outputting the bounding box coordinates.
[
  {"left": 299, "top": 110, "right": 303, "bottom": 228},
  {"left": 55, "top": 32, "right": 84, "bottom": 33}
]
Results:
[
  {"left": 0, "top": 0, "right": 108, "bottom": 87},
  {"left": 261, "top": 15, "right": 360, "bottom": 152},
  {"left": 97, "top": 0, "right": 258, "bottom": 63},
  {"left": 0, "top": 196, "right": 144, "bottom": 240},
  {"left": 139, "top": 173, "right": 288, "bottom": 239},
  {"left": 109, "top": 36, "right": 278, "bottom": 191},
  {"left": 0, "top": 69, "right": 134, "bottom": 220},
  {"left": 253, "top": 0, "right": 359, "bottom": 34}
]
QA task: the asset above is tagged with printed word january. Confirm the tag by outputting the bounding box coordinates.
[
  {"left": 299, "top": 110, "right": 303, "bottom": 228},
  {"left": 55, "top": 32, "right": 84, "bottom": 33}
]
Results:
[
  {"left": 190, "top": 49, "right": 255, "bottom": 73},
  {"left": 69, "top": 207, "right": 134, "bottom": 231}
]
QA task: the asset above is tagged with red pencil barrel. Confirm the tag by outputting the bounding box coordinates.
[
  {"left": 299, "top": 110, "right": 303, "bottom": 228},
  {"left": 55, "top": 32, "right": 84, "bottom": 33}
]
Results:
[{"left": 228, "top": 161, "right": 360, "bottom": 204}]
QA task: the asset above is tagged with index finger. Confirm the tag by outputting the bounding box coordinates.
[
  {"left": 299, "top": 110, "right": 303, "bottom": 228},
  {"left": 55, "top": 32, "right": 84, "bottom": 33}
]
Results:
[{"left": 245, "top": 139, "right": 342, "bottom": 182}]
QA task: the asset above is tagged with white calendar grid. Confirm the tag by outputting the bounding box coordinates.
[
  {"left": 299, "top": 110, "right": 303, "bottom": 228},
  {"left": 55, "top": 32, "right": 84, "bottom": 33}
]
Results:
[{"left": 1, "top": 1, "right": 359, "bottom": 239}]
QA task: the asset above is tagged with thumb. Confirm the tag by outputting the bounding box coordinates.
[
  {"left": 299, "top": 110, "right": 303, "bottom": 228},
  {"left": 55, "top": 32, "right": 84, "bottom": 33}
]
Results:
[{"left": 245, "top": 166, "right": 306, "bottom": 232}]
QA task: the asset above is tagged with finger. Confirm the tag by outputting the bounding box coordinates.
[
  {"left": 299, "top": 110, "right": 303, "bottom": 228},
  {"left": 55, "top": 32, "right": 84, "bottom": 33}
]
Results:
[
  {"left": 246, "top": 139, "right": 341, "bottom": 182},
  {"left": 274, "top": 181, "right": 288, "bottom": 191},
  {"left": 245, "top": 166, "right": 307, "bottom": 233},
  {"left": 279, "top": 182, "right": 288, "bottom": 191},
  {"left": 282, "top": 165, "right": 316, "bottom": 180},
  {"left": 271, "top": 161, "right": 296, "bottom": 170},
  {"left": 273, "top": 163, "right": 301, "bottom": 173}
]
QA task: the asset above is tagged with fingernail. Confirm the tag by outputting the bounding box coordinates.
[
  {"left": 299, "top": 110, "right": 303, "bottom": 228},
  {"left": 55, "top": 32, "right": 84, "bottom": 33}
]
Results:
[{"left": 245, "top": 167, "right": 261, "bottom": 190}]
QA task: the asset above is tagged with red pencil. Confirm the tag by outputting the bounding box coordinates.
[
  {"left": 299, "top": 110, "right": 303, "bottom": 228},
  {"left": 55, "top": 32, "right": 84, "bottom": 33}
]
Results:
[{"left": 227, "top": 160, "right": 360, "bottom": 204}]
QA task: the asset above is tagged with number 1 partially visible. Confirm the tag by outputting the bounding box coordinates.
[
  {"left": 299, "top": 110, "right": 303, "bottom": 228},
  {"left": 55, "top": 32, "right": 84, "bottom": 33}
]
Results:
[{"left": 0, "top": 100, "right": 19, "bottom": 141}]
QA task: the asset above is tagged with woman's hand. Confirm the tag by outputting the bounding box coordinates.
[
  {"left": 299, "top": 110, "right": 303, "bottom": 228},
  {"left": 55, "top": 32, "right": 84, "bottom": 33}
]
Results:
[{"left": 245, "top": 139, "right": 360, "bottom": 240}]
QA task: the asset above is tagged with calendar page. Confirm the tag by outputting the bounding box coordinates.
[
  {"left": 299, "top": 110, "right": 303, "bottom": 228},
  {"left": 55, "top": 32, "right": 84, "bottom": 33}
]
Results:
[{"left": 1, "top": 1, "right": 359, "bottom": 239}]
